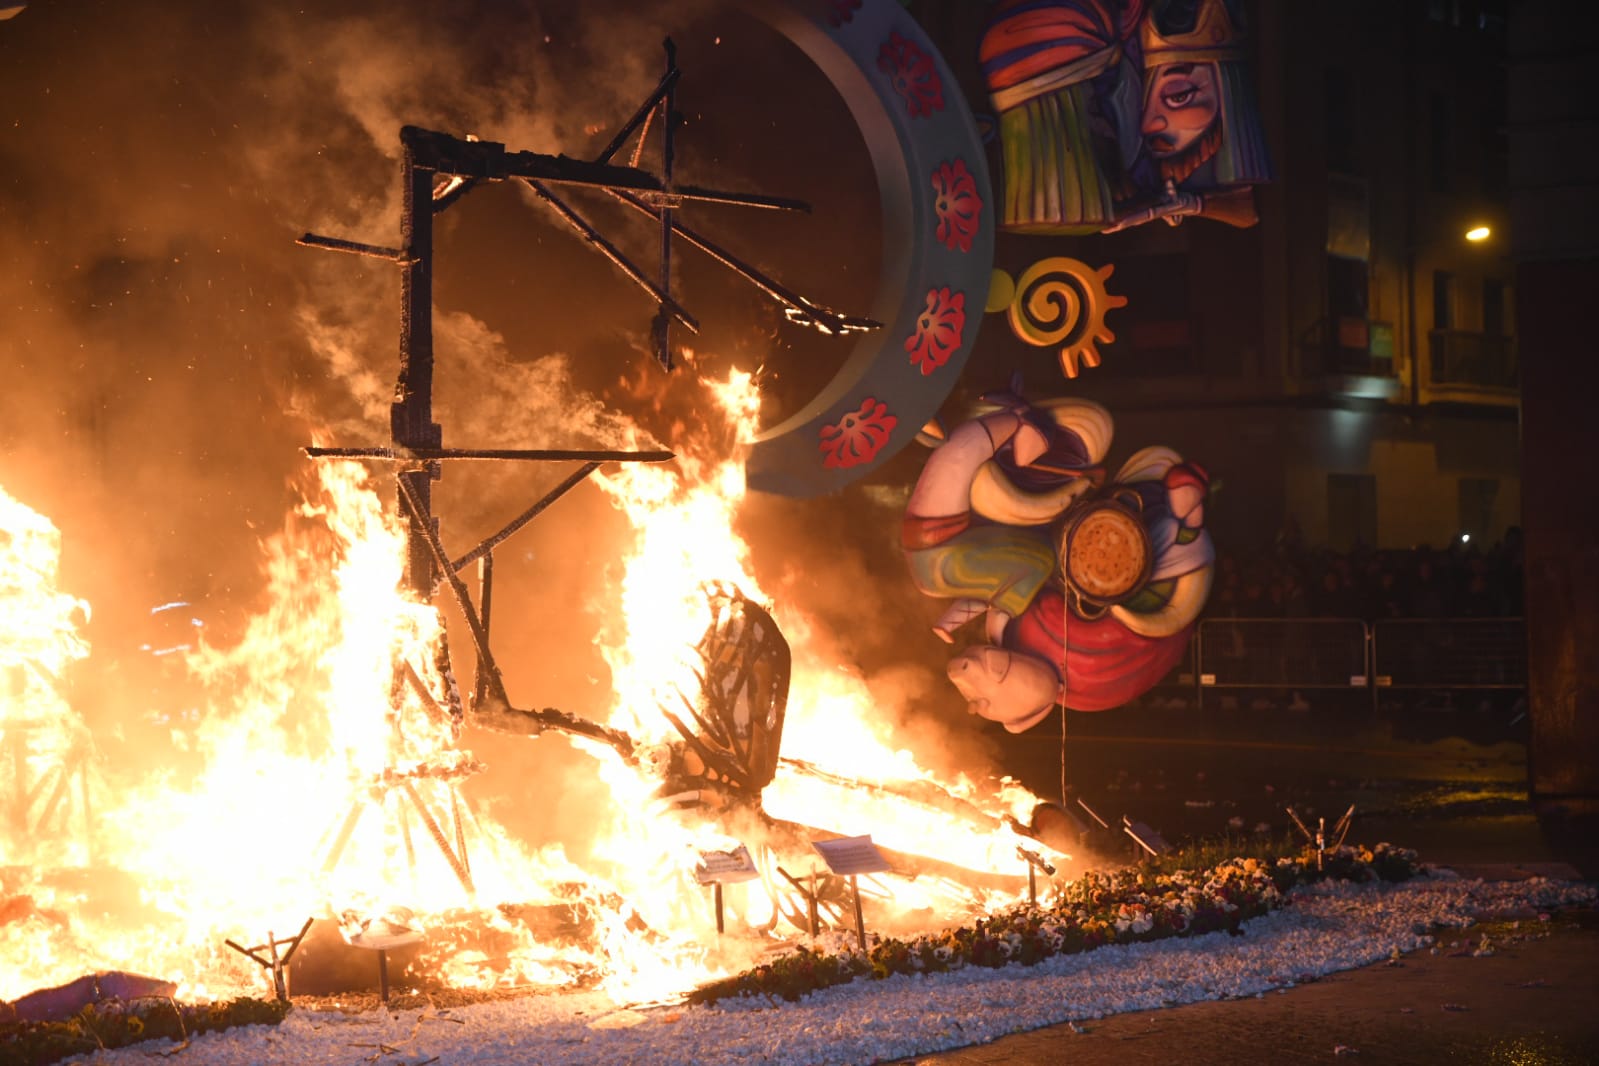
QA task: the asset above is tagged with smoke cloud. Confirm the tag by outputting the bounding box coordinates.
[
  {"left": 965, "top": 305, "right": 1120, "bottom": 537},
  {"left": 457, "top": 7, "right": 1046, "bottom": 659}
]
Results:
[{"left": 0, "top": 0, "right": 999, "bottom": 862}]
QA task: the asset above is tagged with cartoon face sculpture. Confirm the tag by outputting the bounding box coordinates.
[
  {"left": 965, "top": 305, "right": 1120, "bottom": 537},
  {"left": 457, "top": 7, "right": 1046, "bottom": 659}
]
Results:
[
  {"left": 946, "top": 644, "right": 1061, "bottom": 733},
  {"left": 1141, "top": 61, "right": 1221, "bottom": 160},
  {"left": 980, "top": 0, "right": 1271, "bottom": 233},
  {"left": 903, "top": 387, "right": 1214, "bottom": 729}
]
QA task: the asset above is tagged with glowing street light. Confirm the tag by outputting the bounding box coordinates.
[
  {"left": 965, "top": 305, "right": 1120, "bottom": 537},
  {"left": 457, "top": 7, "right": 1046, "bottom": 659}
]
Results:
[{"left": 1464, "top": 225, "right": 1492, "bottom": 242}]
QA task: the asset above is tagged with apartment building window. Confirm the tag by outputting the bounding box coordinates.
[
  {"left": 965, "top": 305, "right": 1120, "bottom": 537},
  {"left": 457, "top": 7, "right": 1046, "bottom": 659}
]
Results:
[
  {"left": 1326, "top": 255, "right": 1368, "bottom": 353},
  {"left": 1325, "top": 66, "right": 1358, "bottom": 174},
  {"left": 1328, "top": 474, "right": 1378, "bottom": 553},
  {"left": 1483, "top": 278, "right": 1506, "bottom": 335},
  {"left": 1429, "top": 93, "right": 1451, "bottom": 192},
  {"left": 1458, "top": 478, "right": 1498, "bottom": 541},
  {"left": 1433, "top": 271, "right": 1456, "bottom": 330},
  {"left": 1428, "top": 0, "right": 1465, "bottom": 24},
  {"left": 1100, "top": 252, "right": 1192, "bottom": 376}
]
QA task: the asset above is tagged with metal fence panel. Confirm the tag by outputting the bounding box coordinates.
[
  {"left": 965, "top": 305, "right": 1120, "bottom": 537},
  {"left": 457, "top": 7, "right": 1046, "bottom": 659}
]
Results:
[
  {"left": 1197, "top": 618, "right": 1369, "bottom": 689},
  {"left": 1372, "top": 618, "right": 1526, "bottom": 689}
]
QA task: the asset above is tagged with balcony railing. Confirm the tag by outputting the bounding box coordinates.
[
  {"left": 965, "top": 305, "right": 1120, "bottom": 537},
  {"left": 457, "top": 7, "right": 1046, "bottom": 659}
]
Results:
[
  {"left": 1429, "top": 330, "right": 1518, "bottom": 389},
  {"left": 1299, "top": 317, "right": 1397, "bottom": 378}
]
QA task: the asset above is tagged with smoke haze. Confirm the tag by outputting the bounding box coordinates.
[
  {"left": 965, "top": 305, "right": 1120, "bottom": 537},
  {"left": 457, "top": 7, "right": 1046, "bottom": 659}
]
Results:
[{"left": 0, "top": 0, "right": 999, "bottom": 858}]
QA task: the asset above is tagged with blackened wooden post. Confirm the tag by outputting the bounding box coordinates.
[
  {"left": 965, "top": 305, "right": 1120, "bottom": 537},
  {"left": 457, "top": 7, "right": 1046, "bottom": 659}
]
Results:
[
  {"left": 653, "top": 38, "right": 677, "bottom": 371},
  {"left": 713, "top": 881, "right": 724, "bottom": 934},
  {"left": 807, "top": 870, "right": 818, "bottom": 939},
  {"left": 475, "top": 551, "right": 494, "bottom": 705},
  {"left": 850, "top": 874, "right": 866, "bottom": 952},
  {"left": 266, "top": 929, "right": 288, "bottom": 1003},
  {"left": 395, "top": 127, "right": 443, "bottom": 597}
]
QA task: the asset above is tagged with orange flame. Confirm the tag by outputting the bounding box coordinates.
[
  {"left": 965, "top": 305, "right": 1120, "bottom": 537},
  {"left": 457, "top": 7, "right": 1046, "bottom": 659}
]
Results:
[{"left": 0, "top": 368, "right": 1064, "bottom": 1008}]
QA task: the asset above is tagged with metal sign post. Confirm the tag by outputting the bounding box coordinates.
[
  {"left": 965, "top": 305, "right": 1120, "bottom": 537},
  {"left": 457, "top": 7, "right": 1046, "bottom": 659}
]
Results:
[
  {"left": 811, "top": 835, "right": 891, "bottom": 952},
  {"left": 1016, "top": 846, "right": 1056, "bottom": 906},
  {"left": 694, "top": 844, "right": 760, "bottom": 935}
]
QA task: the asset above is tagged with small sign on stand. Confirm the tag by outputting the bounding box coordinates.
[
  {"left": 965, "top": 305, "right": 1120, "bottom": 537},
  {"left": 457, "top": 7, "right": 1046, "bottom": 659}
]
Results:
[
  {"left": 811, "top": 835, "right": 891, "bottom": 952},
  {"left": 694, "top": 844, "right": 760, "bottom": 934},
  {"left": 1016, "top": 846, "right": 1056, "bottom": 906},
  {"left": 1123, "top": 815, "right": 1171, "bottom": 857},
  {"left": 341, "top": 910, "right": 425, "bottom": 1005}
]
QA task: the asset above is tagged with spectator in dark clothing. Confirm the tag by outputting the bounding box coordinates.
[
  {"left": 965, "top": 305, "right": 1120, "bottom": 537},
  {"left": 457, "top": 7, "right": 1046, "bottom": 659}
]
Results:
[
  {"left": 1206, "top": 533, "right": 1520, "bottom": 622},
  {"left": 1405, "top": 552, "right": 1453, "bottom": 618}
]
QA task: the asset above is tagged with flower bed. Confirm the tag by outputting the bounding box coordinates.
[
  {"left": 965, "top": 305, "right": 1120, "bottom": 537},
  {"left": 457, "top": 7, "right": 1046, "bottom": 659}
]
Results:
[
  {"left": 688, "top": 843, "right": 1424, "bottom": 1006},
  {"left": 0, "top": 844, "right": 1426, "bottom": 1063},
  {"left": 0, "top": 996, "right": 288, "bottom": 1066}
]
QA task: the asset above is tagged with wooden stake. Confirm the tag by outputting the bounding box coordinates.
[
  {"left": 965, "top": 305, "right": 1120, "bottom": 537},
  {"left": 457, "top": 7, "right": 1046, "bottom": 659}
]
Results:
[{"left": 850, "top": 874, "right": 866, "bottom": 952}]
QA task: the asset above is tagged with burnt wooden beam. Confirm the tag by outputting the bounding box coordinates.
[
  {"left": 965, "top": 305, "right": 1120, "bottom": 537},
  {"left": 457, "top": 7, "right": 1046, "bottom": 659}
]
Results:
[
  {"left": 654, "top": 38, "right": 679, "bottom": 371},
  {"left": 296, "top": 233, "right": 406, "bottom": 261},
  {"left": 400, "top": 125, "right": 807, "bottom": 212},
  {"left": 394, "top": 133, "right": 442, "bottom": 597},
  {"left": 472, "top": 700, "right": 637, "bottom": 761},
  {"left": 450, "top": 461, "right": 601, "bottom": 573},
  {"left": 518, "top": 177, "right": 699, "bottom": 333},
  {"left": 431, "top": 174, "right": 480, "bottom": 214},
  {"left": 395, "top": 475, "right": 506, "bottom": 708},
  {"left": 607, "top": 189, "right": 881, "bottom": 336},
  {"left": 594, "top": 65, "right": 680, "bottom": 166}
]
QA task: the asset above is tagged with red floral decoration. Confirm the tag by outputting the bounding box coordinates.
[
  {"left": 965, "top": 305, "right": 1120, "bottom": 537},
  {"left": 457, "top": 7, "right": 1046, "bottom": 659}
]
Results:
[
  {"left": 904, "top": 287, "right": 967, "bottom": 375},
  {"left": 826, "top": 0, "right": 862, "bottom": 26},
  {"left": 932, "top": 158, "right": 981, "bottom": 253},
  {"left": 876, "top": 32, "right": 945, "bottom": 118},
  {"left": 819, "top": 397, "right": 898, "bottom": 469}
]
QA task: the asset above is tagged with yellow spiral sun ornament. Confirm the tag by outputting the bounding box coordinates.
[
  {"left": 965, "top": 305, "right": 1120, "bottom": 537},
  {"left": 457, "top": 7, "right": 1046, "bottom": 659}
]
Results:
[{"left": 1002, "top": 257, "right": 1128, "bottom": 379}]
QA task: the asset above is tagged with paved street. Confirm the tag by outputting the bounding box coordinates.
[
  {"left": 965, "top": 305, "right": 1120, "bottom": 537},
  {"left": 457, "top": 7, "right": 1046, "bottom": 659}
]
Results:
[{"left": 900, "top": 693, "right": 1599, "bottom": 1065}]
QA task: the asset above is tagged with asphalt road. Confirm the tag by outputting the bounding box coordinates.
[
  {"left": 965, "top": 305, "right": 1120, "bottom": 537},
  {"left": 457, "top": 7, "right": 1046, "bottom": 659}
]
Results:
[{"left": 987, "top": 689, "right": 1563, "bottom": 871}]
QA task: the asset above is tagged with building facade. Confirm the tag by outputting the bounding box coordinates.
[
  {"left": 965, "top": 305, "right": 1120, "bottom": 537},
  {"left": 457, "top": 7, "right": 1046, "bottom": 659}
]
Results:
[{"left": 915, "top": 0, "right": 1519, "bottom": 558}]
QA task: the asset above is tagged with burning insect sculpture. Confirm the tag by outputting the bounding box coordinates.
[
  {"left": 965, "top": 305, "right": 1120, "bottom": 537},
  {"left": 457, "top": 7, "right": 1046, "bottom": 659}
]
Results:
[{"left": 650, "top": 582, "right": 791, "bottom": 812}]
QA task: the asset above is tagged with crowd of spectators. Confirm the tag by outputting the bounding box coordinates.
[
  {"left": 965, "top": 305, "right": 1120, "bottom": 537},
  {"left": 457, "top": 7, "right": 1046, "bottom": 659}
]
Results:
[{"left": 1207, "top": 521, "right": 1525, "bottom": 621}]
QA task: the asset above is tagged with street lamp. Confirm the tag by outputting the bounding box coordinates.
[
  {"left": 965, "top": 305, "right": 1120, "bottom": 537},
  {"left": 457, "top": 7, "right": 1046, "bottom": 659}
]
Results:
[{"left": 1405, "top": 220, "right": 1503, "bottom": 408}]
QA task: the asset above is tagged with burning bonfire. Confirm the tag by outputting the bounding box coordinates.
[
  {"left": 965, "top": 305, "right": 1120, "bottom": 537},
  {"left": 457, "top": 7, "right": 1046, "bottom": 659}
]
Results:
[{"left": 0, "top": 371, "right": 1071, "bottom": 1020}]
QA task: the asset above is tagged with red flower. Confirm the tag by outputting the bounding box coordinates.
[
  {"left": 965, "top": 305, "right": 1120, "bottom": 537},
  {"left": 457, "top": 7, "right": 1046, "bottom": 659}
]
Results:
[
  {"left": 876, "top": 32, "right": 944, "bottom": 118},
  {"left": 826, "top": 0, "right": 862, "bottom": 26},
  {"left": 819, "top": 397, "right": 898, "bottom": 469},
  {"left": 932, "top": 158, "right": 981, "bottom": 253},
  {"left": 904, "top": 287, "right": 967, "bottom": 375}
]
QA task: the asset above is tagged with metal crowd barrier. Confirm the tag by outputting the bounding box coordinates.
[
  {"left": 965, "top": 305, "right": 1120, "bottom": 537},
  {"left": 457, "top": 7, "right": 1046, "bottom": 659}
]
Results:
[
  {"left": 1370, "top": 618, "right": 1527, "bottom": 690},
  {"left": 1193, "top": 618, "right": 1369, "bottom": 709},
  {"left": 1182, "top": 617, "right": 1526, "bottom": 710}
]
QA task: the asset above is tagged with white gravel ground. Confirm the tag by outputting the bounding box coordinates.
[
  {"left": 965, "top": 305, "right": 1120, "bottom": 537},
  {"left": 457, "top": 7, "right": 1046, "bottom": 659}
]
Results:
[{"left": 69, "top": 875, "right": 1597, "bottom": 1066}]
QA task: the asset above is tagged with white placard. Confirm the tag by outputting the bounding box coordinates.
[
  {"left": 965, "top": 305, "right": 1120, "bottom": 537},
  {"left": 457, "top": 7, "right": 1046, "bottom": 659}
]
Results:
[
  {"left": 695, "top": 845, "right": 760, "bottom": 885},
  {"left": 811, "top": 835, "right": 892, "bottom": 876}
]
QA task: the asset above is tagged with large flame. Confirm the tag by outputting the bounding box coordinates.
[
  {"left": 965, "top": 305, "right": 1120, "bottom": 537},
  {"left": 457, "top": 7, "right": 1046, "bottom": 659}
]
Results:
[{"left": 0, "top": 368, "right": 1059, "bottom": 1010}]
